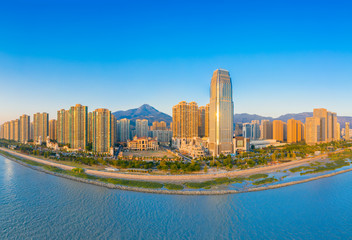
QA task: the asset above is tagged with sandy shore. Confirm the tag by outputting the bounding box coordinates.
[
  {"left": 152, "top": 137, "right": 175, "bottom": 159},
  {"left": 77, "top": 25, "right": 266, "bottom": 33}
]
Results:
[
  {"left": 0, "top": 147, "right": 345, "bottom": 182},
  {"left": 1, "top": 148, "right": 352, "bottom": 195}
]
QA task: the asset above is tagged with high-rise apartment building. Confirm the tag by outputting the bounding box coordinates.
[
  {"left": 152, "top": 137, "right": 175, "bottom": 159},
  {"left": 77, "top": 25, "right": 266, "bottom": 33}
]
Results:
[
  {"left": 20, "top": 114, "right": 30, "bottom": 143},
  {"left": 209, "top": 69, "right": 234, "bottom": 156},
  {"left": 92, "top": 108, "right": 115, "bottom": 153},
  {"left": 273, "top": 120, "right": 284, "bottom": 142},
  {"left": 313, "top": 108, "right": 328, "bottom": 142},
  {"left": 88, "top": 112, "right": 93, "bottom": 144},
  {"left": 70, "top": 104, "right": 88, "bottom": 150},
  {"left": 172, "top": 101, "right": 199, "bottom": 138},
  {"left": 49, "top": 119, "right": 57, "bottom": 141},
  {"left": 57, "top": 109, "right": 66, "bottom": 144},
  {"left": 332, "top": 112, "right": 338, "bottom": 140},
  {"left": 305, "top": 117, "right": 321, "bottom": 145},
  {"left": 33, "top": 112, "right": 49, "bottom": 142},
  {"left": 336, "top": 122, "right": 341, "bottom": 140},
  {"left": 152, "top": 121, "right": 167, "bottom": 131},
  {"left": 261, "top": 120, "right": 273, "bottom": 140},
  {"left": 242, "top": 123, "right": 251, "bottom": 139},
  {"left": 345, "top": 122, "right": 350, "bottom": 141},
  {"left": 205, "top": 103, "right": 210, "bottom": 138},
  {"left": 116, "top": 118, "right": 130, "bottom": 142},
  {"left": 198, "top": 106, "right": 206, "bottom": 137},
  {"left": 13, "top": 119, "right": 20, "bottom": 142},
  {"left": 136, "top": 119, "right": 149, "bottom": 138},
  {"left": 189, "top": 102, "right": 199, "bottom": 138},
  {"left": 287, "top": 119, "right": 304, "bottom": 143}
]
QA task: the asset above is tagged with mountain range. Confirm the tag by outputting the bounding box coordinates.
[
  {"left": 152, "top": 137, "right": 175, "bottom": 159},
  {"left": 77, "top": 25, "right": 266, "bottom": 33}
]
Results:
[
  {"left": 234, "top": 112, "right": 352, "bottom": 126},
  {"left": 113, "top": 104, "right": 352, "bottom": 127},
  {"left": 112, "top": 104, "right": 172, "bottom": 126}
]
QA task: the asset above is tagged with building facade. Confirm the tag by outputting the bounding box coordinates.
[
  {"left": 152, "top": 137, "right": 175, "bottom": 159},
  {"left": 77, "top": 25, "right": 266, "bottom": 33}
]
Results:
[{"left": 209, "top": 69, "right": 234, "bottom": 156}]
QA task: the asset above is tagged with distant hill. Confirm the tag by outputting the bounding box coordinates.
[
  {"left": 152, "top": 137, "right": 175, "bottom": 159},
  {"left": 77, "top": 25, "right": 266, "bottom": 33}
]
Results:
[
  {"left": 112, "top": 104, "right": 172, "bottom": 126},
  {"left": 235, "top": 112, "right": 352, "bottom": 126}
]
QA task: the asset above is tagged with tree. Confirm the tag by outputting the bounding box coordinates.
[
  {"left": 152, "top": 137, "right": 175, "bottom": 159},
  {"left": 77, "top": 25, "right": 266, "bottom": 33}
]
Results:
[{"left": 204, "top": 165, "right": 208, "bottom": 173}]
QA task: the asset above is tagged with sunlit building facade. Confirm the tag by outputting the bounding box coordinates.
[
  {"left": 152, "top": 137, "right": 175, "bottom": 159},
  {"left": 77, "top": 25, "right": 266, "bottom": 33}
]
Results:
[
  {"left": 92, "top": 108, "right": 115, "bottom": 153},
  {"left": 33, "top": 112, "right": 49, "bottom": 142},
  {"left": 209, "top": 69, "right": 234, "bottom": 156}
]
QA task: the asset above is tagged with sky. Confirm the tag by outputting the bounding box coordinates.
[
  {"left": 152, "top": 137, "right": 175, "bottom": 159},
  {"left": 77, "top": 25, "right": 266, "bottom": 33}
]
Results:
[{"left": 1, "top": 0, "right": 352, "bottom": 124}]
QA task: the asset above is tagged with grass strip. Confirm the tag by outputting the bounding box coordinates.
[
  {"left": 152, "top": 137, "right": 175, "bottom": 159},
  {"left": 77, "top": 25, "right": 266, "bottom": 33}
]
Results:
[
  {"left": 99, "top": 178, "right": 163, "bottom": 189},
  {"left": 246, "top": 173, "right": 268, "bottom": 180},
  {"left": 164, "top": 183, "right": 184, "bottom": 190},
  {"left": 252, "top": 177, "right": 278, "bottom": 186}
]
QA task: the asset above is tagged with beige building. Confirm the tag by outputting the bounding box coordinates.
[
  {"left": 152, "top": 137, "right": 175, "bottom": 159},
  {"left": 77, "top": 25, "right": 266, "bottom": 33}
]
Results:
[
  {"left": 305, "top": 117, "right": 321, "bottom": 145},
  {"left": 273, "top": 120, "right": 284, "bottom": 142},
  {"left": 152, "top": 121, "right": 167, "bottom": 130},
  {"left": 70, "top": 104, "right": 87, "bottom": 150},
  {"left": 287, "top": 119, "right": 304, "bottom": 143},
  {"left": 209, "top": 69, "right": 234, "bottom": 156},
  {"left": 172, "top": 101, "right": 199, "bottom": 138},
  {"left": 345, "top": 122, "right": 350, "bottom": 141},
  {"left": 205, "top": 103, "right": 209, "bottom": 138},
  {"left": 127, "top": 136, "right": 159, "bottom": 151},
  {"left": 20, "top": 114, "right": 30, "bottom": 143},
  {"left": 92, "top": 108, "right": 115, "bottom": 153},
  {"left": 33, "top": 112, "right": 49, "bottom": 143},
  {"left": 57, "top": 109, "right": 66, "bottom": 144}
]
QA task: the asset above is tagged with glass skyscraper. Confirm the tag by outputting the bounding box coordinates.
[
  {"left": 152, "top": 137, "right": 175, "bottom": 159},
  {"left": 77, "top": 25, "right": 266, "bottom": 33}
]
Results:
[{"left": 209, "top": 69, "right": 234, "bottom": 156}]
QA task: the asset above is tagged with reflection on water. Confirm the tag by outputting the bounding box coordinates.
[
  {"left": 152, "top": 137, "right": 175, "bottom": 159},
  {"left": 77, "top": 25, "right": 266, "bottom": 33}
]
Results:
[{"left": 1, "top": 155, "right": 352, "bottom": 239}]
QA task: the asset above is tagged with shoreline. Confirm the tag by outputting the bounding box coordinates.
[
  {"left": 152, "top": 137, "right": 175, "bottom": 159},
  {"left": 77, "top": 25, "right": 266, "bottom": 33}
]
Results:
[
  {"left": 1, "top": 150, "right": 352, "bottom": 195},
  {"left": 0, "top": 147, "right": 342, "bottom": 182}
]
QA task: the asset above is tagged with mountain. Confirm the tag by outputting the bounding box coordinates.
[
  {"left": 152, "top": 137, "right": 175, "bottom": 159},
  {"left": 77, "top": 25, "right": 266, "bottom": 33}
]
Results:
[
  {"left": 234, "top": 113, "right": 273, "bottom": 123},
  {"left": 235, "top": 112, "right": 352, "bottom": 126},
  {"left": 112, "top": 104, "right": 172, "bottom": 126}
]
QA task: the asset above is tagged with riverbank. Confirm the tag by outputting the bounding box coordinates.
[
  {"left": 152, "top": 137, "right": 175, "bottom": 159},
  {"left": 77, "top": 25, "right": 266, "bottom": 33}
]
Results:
[{"left": 1, "top": 148, "right": 352, "bottom": 195}]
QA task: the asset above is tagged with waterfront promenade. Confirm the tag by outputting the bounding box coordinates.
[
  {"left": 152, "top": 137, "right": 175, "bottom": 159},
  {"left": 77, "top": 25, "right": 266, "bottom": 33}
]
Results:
[{"left": 0, "top": 147, "right": 346, "bottom": 182}]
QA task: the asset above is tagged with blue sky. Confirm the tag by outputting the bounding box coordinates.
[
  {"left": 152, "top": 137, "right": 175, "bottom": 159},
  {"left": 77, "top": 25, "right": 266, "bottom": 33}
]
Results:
[{"left": 1, "top": 0, "right": 352, "bottom": 124}]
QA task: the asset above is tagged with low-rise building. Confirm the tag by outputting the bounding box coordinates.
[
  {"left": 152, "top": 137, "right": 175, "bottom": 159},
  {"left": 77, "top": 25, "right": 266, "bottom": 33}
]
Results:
[
  {"left": 233, "top": 137, "right": 250, "bottom": 153},
  {"left": 127, "top": 136, "right": 159, "bottom": 151}
]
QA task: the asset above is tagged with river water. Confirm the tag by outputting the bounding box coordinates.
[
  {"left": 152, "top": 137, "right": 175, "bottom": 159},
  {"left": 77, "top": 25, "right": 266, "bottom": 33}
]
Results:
[{"left": 1, "top": 155, "right": 352, "bottom": 239}]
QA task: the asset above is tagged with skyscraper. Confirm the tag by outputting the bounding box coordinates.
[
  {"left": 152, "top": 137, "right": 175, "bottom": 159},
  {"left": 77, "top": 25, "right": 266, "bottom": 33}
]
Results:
[
  {"left": 20, "top": 114, "right": 30, "bottom": 143},
  {"left": 209, "top": 69, "right": 234, "bottom": 156},
  {"left": 33, "top": 112, "right": 49, "bottom": 142}
]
